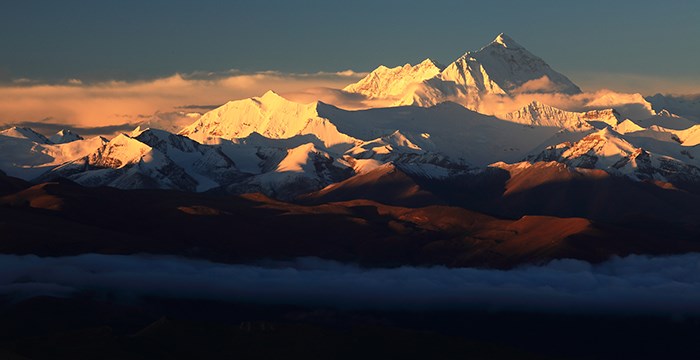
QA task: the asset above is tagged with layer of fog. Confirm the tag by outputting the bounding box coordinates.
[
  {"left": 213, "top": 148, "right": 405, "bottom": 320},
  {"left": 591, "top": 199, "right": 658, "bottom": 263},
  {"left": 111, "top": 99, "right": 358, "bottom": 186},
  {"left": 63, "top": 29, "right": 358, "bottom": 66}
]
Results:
[{"left": 2, "top": 253, "right": 700, "bottom": 315}]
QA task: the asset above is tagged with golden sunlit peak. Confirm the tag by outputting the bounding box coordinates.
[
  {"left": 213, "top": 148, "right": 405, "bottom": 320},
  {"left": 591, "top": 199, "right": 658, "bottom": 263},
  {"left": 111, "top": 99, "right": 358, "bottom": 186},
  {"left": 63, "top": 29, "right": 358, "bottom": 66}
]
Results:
[
  {"left": 492, "top": 33, "right": 521, "bottom": 49},
  {"left": 261, "top": 89, "right": 283, "bottom": 100},
  {"left": 418, "top": 58, "right": 444, "bottom": 69}
]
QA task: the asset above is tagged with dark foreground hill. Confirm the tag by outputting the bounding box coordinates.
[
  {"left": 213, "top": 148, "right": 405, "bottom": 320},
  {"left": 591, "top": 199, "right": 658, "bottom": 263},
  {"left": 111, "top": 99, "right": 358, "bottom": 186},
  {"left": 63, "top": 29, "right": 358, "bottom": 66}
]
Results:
[{"left": 2, "top": 167, "right": 700, "bottom": 269}]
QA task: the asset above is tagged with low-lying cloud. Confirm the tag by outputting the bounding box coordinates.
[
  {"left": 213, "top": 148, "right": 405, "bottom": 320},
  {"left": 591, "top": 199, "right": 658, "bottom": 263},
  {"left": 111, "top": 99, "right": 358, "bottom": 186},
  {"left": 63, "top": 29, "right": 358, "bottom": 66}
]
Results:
[
  {"left": 0, "top": 70, "right": 367, "bottom": 136},
  {"left": 2, "top": 253, "right": 700, "bottom": 315},
  {"left": 478, "top": 89, "right": 656, "bottom": 120},
  {"left": 0, "top": 67, "right": 690, "bottom": 139}
]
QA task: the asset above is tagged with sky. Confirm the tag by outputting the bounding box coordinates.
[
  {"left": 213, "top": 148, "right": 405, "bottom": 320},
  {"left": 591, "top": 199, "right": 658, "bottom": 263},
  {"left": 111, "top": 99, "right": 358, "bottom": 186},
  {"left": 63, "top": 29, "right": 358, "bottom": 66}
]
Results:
[
  {"left": 2, "top": 0, "right": 700, "bottom": 84},
  {"left": 1, "top": 0, "right": 699, "bottom": 134}
]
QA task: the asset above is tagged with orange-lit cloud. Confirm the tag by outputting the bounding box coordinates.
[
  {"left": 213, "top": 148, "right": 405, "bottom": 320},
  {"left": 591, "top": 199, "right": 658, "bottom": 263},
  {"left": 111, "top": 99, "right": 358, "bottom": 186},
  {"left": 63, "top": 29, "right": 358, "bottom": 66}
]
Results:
[
  {"left": 0, "top": 71, "right": 367, "bottom": 136},
  {"left": 0, "top": 68, "right": 694, "bottom": 138},
  {"left": 477, "top": 89, "right": 656, "bottom": 120},
  {"left": 510, "top": 76, "right": 570, "bottom": 94}
]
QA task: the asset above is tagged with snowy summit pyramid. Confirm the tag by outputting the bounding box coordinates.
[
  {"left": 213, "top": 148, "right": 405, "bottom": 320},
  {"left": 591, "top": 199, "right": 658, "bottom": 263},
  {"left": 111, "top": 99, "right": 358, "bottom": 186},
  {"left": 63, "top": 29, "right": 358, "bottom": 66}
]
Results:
[
  {"left": 344, "top": 33, "right": 581, "bottom": 110},
  {"left": 447, "top": 33, "right": 581, "bottom": 95}
]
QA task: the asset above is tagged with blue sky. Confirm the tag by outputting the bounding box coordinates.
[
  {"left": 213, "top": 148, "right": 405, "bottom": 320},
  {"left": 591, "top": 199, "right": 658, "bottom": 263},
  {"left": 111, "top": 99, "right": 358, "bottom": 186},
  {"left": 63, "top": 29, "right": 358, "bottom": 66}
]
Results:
[{"left": 1, "top": 0, "right": 699, "bottom": 91}]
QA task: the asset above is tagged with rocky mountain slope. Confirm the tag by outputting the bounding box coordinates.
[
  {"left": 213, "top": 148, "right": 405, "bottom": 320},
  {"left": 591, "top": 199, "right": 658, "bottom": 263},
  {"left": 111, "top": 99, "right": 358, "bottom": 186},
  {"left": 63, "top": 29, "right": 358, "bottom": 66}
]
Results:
[{"left": 3, "top": 171, "right": 699, "bottom": 269}]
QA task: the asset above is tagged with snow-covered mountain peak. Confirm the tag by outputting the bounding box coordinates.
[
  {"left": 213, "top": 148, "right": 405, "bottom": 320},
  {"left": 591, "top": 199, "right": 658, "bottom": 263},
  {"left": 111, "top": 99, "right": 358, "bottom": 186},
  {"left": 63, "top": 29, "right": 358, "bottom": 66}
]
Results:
[
  {"left": 179, "top": 92, "right": 358, "bottom": 151},
  {"left": 260, "top": 89, "right": 284, "bottom": 101},
  {"left": 635, "top": 109, "right": 696, "bottom": 130},
  {"left": 49, "top": 129, "right": 83, "bottom": 144},
  {"left": 275, "top": 143, "right": 328, "bottom": 173},
  {"left": 343, "top": 59, "right": 443, "bottom": 99},
  {"left": 259, "top": 90, "right": 317, "bottom": 110},
  {"left": 344, "top": 33, "right": 582, "bottom": 110},
  {"left": 532, "top": 127, "right": 638, "bottom": 170},
  {"left": 499, "top": 101, "right": 618, "bottom": 130},
  {"left": 129, "top": 126, "right": 147, "bottom": 137},
  {"left": 529, "top": 124, "right": 700, "bottom": 183},
  {"left": 0, "top": 127, "right": 51, "bottom": 144},
  {"left": 135, "top": 125, "right": 201, "bottom": 144},
  {"left": 212, "top": 90, "right": 304, "bottom": 113},
  {"left": 463, "top": 34, "right": 582, "bottom": 95},
  {"left": 91, "top": 134, "right": 155, "bottom": 169},
  {"left": 614, "top": 119, "right": 645, "bottom": 134},
  {"left": 523, "top": 100, "right": 549, "bottom": 110},
  {"left": 581, "top": 108, "right": 622, "bottom": 128},
  {"left": 179, "top": 92, "right": 320, "bottom": 143},
  {"left": 8, "top": 35, "right": 700, "bottom": 199},
  {"left": 416, "top": 58, "right": 445, "bottom": 70},
  {"left": 489, "top": 33, "right": 523, "bottom": 50}
]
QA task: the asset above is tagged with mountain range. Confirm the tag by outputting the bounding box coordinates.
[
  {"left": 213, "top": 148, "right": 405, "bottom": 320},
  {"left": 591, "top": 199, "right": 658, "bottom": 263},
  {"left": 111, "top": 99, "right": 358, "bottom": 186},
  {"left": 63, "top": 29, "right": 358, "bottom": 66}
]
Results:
[
  {"left": 344, "top": 34, "right": 582, "bottom": 109},
  {"left": 2, "top": 33, "right": 700, "bottom": 267}
]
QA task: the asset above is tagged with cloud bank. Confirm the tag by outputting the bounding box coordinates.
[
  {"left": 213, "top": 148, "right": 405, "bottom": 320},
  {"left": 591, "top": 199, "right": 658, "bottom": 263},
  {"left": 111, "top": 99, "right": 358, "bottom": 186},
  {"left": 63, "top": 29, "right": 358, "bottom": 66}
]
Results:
[
  {"left": 477, "top": 90, "right": 656, "bottom": 120},
  {"left": 1, "top": 61, "right": 688, "bottom": 140},
  {"left": 0, "top": 71, "right": 367, "bottom": 136},
  {"left": 2, "top": 253, "right": 700, "bottom": 315},
  {"left": 0, "top": 67, "right": 691, "bottom": 139}
]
